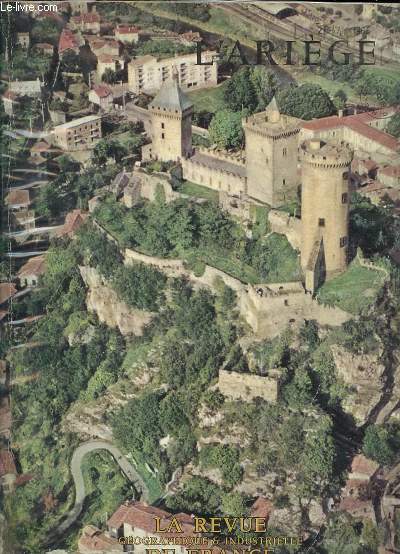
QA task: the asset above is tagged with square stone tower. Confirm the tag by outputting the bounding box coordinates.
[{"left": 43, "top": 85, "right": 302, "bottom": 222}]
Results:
[
  {"left": 243, "top": 97, "right": 301, "bottom": 207},
  {"left": 300, "top": 139, "right": 353, "bottom": 293},
  {"left": 148, "top": 71, "right": 193, "bottom": 163}
]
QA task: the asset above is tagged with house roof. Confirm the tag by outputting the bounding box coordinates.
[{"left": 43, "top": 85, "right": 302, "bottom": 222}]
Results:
[
  {"left": 380, "top": 165, "right": 400, "bottom": 177},
  {"left": 115, "top": 24, "right": 140, "bottom": 34},
  {"left": 71, "top": 12, "right": 100, "bottom": 24},
  {"left": 0, "top": 450, "right": 17, "bottom": 477},
  {"left": 2, "top": 90, "right": 18, "bottom": 101},
  {"left": 0, "top": 283, "right": 17, "bottom": 305},
  {"left": 31, "top": 140, "right": 50, "bottom": 152},
  {"left": 55, "top": 114, "right": 101, "bottom": 130},
  {"left": 251, "top": 497, "right": 273, "bottom": 519},
  {"left": 107, "top": 501, "right": 194, "bottom": 535},
  {"left": 302, "top": 108, "right": 400, "bottom": 153},
  {"left": 97, "top": 54, "right": 119, "bottom": 63},
  {"left": 350, "top": 454, "right": 379, "bottom": 478},
  {"left": 129, "top": 55, "right": 156, "bottom": 66},
  {"left": 58, "top": 29, "right": 79, "bottom": 53},
  {"left": 18, "top": 255, "right": 47, "bottom": 279},
  {"left": 57, "top": 209, "right": 88, "bottom": 237},
  {"left": 150, "top": 73, "right": 193, "bottom": 112},
  {"left": 5, "top": 189, "right": 30, "bottom": 206},
  {"left": 9, "top": 79, "right": 42, "bottom": 95},
  {"left": 34, "top": 42, "right": 53, "bottom": 51},
  {"left": 91, "top": 85, "right": 112, "bottom": 98},
  {"left": 79, "top": 526, "right": 123, "bottom": 552}
]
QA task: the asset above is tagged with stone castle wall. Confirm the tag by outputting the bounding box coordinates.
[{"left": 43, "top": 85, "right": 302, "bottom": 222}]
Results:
[
  {"left": 218, "top": 369, "right": 280, "bottom": 403},
  {"left": 181, "top": 157, "right": 246, "bottom": 197},
  {"left": 268, "top": 210, "right": 302, "bottom": 250}
]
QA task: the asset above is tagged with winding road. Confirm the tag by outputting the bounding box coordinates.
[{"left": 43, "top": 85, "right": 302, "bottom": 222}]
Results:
[{"left": 52, "top": 440, "right": 149, "bottom": 538}]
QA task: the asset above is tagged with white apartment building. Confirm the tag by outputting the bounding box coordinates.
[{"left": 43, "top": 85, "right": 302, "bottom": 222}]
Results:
[{"left": 127, "top": 51, "right": 217, "bottom": 94}]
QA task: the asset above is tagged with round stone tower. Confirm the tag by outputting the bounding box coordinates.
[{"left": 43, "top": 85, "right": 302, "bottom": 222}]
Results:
[{"left": 300, "top": 139, "right": 353, "bottom": 293}]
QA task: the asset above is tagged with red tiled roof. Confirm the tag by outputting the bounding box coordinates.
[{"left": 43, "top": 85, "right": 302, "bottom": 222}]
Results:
[
  {"left": 3, "top": 89, "right": 18, "bottom": 101},
  {"left": 107, "top": 501, "right": 194, "bottom": 536},
  {"left": 79, "top": 526, "right": 123, "bottom": 552},
  {"left": 251, "top": 497, "right": 273, "bottom": 519},
  {"left": 380, "top": 165, "right": 400, "bottom": 177},
  {"left": 302, "top": 108, "right": 400, "bottom": 152},
  {"left": 31, "top": 140, "right": 50, "bottom": 152},
  {"left": 0, "top": 450, "right": 17, "bottom": 477},
  {"left": 92, "top": 85, "right": 112, "bottom": 98},
  {"left": 5, "top": 189, "right": 30, "bottom": 206},
  {"left": 116, "top": 24, "right": 140, "bottom": 34},
  {"left": 0, "top": 283, "right": 17, "bottom": 305},
  {"left": 18, "top": 255, "right": 47, "bottom": 279},
  {"left": 71, "top": 12, "right": 100, "bottom": 24},
  {"left": 351, "top": 454, "right": 379, "bottom": 478},
  {"left": 339, "top": 495, "right": 374, "bottom": 517},
  {"left": 57, "top": 209, "right": 87, "bottom": 237},
  {"left": 59, "top": 29, "right": 79, "bottom": 53},
  {"left": 97, "top": 54, "right": 118, "bottom": 63},
  {"left": 34, "top": 42, "right": 53, "bottom": 52}
]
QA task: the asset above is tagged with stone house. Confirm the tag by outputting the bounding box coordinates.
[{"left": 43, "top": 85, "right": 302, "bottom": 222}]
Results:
[
  {"left": 2, "top": 90, "right": 19, "bottom": 116},
  {"left": 70, "top": 12, "right": 101, "bottom": 34},
  {"left": 16, "top": 32, "right": 30, "bottom": 49},
  {"left": 33, "top": 42, "right": 54, "bottom": 55},
  {"left": 58, "top": 28, "right": 83, "bottom": 57},
  {"left": 96, "top": 55, "right": 124, "bottom": 80},
  {"left": 114, "top": 24, "right": 140, "bottom": 44},
  {"left": 88, "top": 85, "right": 114, "bottom": 111},
  {"left": 5, "top": 189, "right": 30, "bottom": 211},
  {"left": 57, "top": 209, "right": 88, "bottom": 238},
  {"left": 18, "top": 254, "right": 47, "bottom": 287}
]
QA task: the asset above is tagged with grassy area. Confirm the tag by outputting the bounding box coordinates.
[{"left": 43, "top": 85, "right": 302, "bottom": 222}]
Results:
[
  {"left": 176, "top": 180, "right": 219, "bottom": 201},
  {"left": 187, "top": 80, "right": 229, "bottom": 114},
  {"left": 130, "top": 450, "right": 164, "bottom": 504},
  {"left": 250, "top": 204, "right": 270, "bottom": 239},
  {"left": 317, "top": 258, "right": 386, "bottom": 315},
  {"left": 296, "top": 72, "right": 360, "bottom": 102}
]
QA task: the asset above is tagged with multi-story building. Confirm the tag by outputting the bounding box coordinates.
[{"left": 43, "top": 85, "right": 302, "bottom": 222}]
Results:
[
  {"left": 128, "top": 50, "right": 217, "bottom": 95},
  {"left": 58, "top": 28, "right": 83, "bottom": 57},
  {"left": 53, "top": 114, "right": 102, "bottom": 151},
  {"left": 88, "top": 84, "right": 114, "bottom": 110}
]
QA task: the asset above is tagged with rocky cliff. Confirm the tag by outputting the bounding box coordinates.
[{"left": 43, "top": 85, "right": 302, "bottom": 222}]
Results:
[{"left": 79, "top": 266, "right": 154, "bottom": 336}]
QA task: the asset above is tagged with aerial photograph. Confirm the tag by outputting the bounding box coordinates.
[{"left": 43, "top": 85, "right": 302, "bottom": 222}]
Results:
[{"left": 1, "top": 1, "right": 400, "bottom": 553}]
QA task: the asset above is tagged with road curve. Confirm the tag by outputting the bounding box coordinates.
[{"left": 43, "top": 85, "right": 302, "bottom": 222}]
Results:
[{"left": 54, "top": 440, "right": 149, "bottom": 537}]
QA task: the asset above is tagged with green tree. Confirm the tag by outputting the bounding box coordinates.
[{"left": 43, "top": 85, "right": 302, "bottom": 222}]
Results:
[
  {"left": 224, "top": 67, "right": 258, "bottom": 113},
  {"left": 102, "top": 68, "right": 118, "bottom": 84},
  {"left": 333, "top": 89, "right": 347, "bottom": 110},
  {"left": 277, "top": 83, "right": 335, "bottom": 120},
  {"left": 250, "top": 67, "right": 277, "bottom": 111},
  {"left": 209, "top": 110, "right": 244, "bottom": 150},
  {"left": 387, "top": 113, "right": 400, "bottom": 138},
  {"left": 363, "top": 424, "right": 399, "bottom": 466}
]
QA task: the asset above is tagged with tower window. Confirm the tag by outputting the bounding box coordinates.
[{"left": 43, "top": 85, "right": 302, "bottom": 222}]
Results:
[
  {"left": 266, "top": 156, "right": 269, "bottom": 164},
  {"left": 342, "top": 192, "right": 348, "bottom": 204},
  {"left": 283, "top": 147, "right": 287, "bottom": 157},
  {"left": 161, "top": 123, "right": 165, "bottom": 129},
  {"left": 161, "top": 133, "right": 165, "bottom": 139},
  {"left": 318, "top": 218, "right": 325, "bottom": 227},
  {"left": 340, "top": 236, "right": 348, "bottom": 247},
  {"left": 283, "top": 178, "right": 286, "bottom": 185}
]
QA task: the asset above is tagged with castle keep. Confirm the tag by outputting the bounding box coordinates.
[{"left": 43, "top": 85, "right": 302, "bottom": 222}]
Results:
[
  {"left": 301, "top": 139, "right": 352, "bottom": 292},
  {"left": 144, "top": 75, "right": 354, "bottom": 293}
]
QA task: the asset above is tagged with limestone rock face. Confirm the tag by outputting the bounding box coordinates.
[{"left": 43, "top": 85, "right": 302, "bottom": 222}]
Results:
[
  {"left": 79, "top": 266, "right": 154, "bottom": 336},
  {"left": 331, "top": 344, "right": 386, "bottom": 425}
]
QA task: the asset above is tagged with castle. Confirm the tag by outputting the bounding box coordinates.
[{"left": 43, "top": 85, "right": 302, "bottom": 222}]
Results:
[{"left": 143, "top": 72, "right": 354, "bottom": 294}]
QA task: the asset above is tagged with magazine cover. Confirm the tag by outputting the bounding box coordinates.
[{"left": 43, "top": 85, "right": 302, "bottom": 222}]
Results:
[{"left": 1, "top": 1, "right": 400, "bottom": 552}]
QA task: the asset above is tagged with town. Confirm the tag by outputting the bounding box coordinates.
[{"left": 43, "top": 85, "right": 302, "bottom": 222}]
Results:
[{"left": 1, "top": 2, "right": 400, "bottom": 554}]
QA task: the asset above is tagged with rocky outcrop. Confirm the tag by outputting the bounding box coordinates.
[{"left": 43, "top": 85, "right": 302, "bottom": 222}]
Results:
[
  {"left": 79, "top": 266, "right": 154, "bottom": 336},
  {"left": 268, "top": 210, "right": 302, "bottom": 250},
  {"left": 331, "top": 344, "right": 386, "bottom": 425}
]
